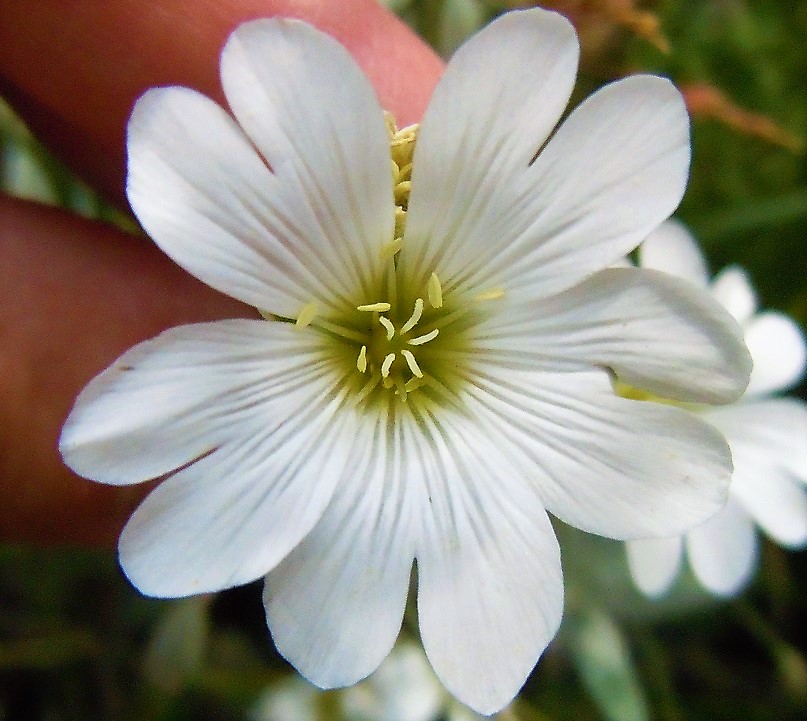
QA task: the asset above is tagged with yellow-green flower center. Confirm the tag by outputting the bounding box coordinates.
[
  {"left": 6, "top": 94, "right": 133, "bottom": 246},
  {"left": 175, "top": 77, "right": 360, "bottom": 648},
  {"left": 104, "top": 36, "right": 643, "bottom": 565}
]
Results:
[{"left": 263, "top": 114, "right": 503, "bottom": 410}]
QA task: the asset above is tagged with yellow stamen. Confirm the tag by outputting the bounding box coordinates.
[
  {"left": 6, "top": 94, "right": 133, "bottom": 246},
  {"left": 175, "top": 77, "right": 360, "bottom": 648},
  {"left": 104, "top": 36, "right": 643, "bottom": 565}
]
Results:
[
  {"left": 404, "top": 377, "right": 425, "bottom": 393},
  {"left": 295, "top": 302, "right": 318, "bottom": 329},
  {"left": 394, "top": 207, "right": 407, "bottom": 237},
  {"left": 408, "top": 328, "right": 439, "bottom": 346},
  {"left": 394, "top": 377, "right": 408, "bottom": 399},
  {"left": 357, "top": 302, "right": 391, "bottom": 312},
  {"left": 353, "top": 373, "right": 381, "bottom": 405},
  {"left": 356, "top": 345, "right": 368, "bottom": 373},
  {"left": 383, "top": 111, "right": 397, "bottom": 137},
  {"left": 390, "top": 125, "right": 418, "bottom": 168},
  {"left": 258, "top": 308, "right": 280, "bottom": 322},
  {"left": 378, "top": 316, "right": 395, "bottom": 340},
  {"left": 401, "top": 298, "right": 424, "bottom": 334},
  {"left": 400, "top": 349, "right": 423, "bottom": 378},
  {"left": 474, "top": 288, "right": 505, "bottom": 302},
  {"left": 315, "top": 319, "right": 367, "bottom": 343},
  {"left": 394, "top": 181, "right": 412, "bottom": 206},
  {"left": 381, "top": 353, "right": 396, "bottom": 378},
  {"left": 397, "top": 162, "right": 413, "bottom": 182},
  {"left": 427, "top": 273, "right": 443, "bottom": 309},
  {"left": 391, "top": 159, "right": 400, "bottom": 184},
  {"left": 380, "top": 237, "right": 403, "bottom": 260}
]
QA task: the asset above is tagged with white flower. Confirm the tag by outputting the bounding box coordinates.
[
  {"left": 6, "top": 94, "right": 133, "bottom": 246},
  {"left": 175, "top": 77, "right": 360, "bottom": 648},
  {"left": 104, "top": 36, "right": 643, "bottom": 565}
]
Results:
[
  {"left": 626, "top": 220, "right": 807, "bottom": 597},
  {"left": 59, "top": 9, "right": 750, "bottom": 714},
  {"left": 252, "top": 641, "right": 484, "bottom": 721},
  {"left": 339, "top": 641, "right": 448, "bottom": 721}
]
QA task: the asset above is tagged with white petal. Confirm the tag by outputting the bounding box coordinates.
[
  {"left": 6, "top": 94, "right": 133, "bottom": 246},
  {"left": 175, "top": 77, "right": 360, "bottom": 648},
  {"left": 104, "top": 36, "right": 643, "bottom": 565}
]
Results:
[
  {"left": 625, "top": 537, "right": 684, "bottom": 597},
  {"left": 472, "top": 267, "right": 751, "bottom": 404},
  {"left": 405, "top": 74, "right": 690, "bottom": 301},
  {"left": 686, "top": 499, "right": 758, "bottom": 597},
  {"left": 463, "top": 367, "right": 732, "bottom": 539},
  {"left": 120, "top": 402, "right": 355, "bottom": 596},
  {"left": 62, "top": 320, "right": 356, "bottom": 596},
  {"left": 413, "top": 405, "right": 563, "bottom": 715},
  {"left": 128, "top": 88, "right": 327, "bottom": 316},
  {"left": 638, "top": 219, "right": 710, "bottom": 286},
  {"left": 706, "top": 398, "right": 807, "bottom": 478},
  {"left": 731, "top": 461, "right": 807, "bottom": 548},
  {"left": 706, "top": 401, "right": 807, "bottom": 547},
  {"left": 221, "top": 19, "right": 394, "bottom": 303},
  {"left": 743, "top": 312, "right": 807, "bottom": 396},
  {"left": 402, "top": 7, "right": 579, "bottom": 284},
  {"left": 710, "top": 266, "right": 757, "bottom": 323},
  {"left": 61, "top": 320, "right": 331, "bottom": 484},
  {"left": 264, "top": 408, "right": 421, "bottom": 688},
  {"left": 127, "top": 22, "right": 394, "bottom": 320}
]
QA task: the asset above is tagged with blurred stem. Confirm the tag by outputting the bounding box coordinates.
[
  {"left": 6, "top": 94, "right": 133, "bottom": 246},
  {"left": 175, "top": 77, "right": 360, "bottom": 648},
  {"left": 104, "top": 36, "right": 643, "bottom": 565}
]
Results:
[{"left": 633, "top": 633, "right": 684, "bottom": 721}]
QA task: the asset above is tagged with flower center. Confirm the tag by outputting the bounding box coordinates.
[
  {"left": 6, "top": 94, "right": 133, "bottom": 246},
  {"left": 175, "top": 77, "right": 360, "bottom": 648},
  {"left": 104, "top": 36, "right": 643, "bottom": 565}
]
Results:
[
  {"left": 262, "top": 114, "right": 502, "bottom": 410},
  {"left": 353, "top": 288, "right": 445, "bottom": 402}
]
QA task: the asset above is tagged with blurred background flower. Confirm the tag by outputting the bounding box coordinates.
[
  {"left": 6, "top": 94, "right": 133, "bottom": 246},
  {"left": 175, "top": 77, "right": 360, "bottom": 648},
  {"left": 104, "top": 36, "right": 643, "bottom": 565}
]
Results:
[{"left": 626, "top": 220, "right": 807, "bottom": 599}]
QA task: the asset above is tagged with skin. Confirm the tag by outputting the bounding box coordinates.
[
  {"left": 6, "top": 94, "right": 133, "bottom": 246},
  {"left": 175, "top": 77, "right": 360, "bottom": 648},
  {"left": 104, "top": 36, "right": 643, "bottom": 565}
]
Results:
[{"left": 0, "top": 0, "right": 443, "bottom": 545}]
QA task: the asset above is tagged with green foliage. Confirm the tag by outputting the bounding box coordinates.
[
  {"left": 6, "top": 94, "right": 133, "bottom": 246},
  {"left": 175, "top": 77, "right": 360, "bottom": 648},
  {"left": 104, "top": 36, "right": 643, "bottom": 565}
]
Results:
[{"left": 565, "top": 610, "right": 649, "bottom": 721}]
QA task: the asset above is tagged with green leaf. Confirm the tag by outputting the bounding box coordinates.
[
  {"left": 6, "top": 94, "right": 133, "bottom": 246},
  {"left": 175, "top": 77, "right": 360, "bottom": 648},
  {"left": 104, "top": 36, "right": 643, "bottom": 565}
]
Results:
[
  {"left": 142, "top": 596, "right": 211, "bottom": 695},
  {"left": 566, "top": 610, "right": 649, "bottom": 721}
]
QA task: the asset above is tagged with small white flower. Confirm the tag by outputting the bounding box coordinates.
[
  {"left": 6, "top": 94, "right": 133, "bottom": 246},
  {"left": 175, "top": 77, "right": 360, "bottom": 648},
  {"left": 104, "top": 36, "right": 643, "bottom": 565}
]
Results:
[
  {"left": 252, "top": 641, "right": 483, "bottom": 721},
  {"left": 340, "top": 641, "right": 450, "bottom": 721},
  {"left": 60, "top": 9, "right": 750, "bottom": 714},
  {"left": 626, "top": 220, "right": 807, "bottom": 597}
]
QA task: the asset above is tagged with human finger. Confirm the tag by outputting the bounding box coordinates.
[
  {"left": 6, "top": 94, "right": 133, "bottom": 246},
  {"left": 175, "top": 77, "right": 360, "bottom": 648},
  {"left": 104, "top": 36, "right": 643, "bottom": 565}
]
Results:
[{"left": 0, "top": 0, "right": 443, "bottom": 205}]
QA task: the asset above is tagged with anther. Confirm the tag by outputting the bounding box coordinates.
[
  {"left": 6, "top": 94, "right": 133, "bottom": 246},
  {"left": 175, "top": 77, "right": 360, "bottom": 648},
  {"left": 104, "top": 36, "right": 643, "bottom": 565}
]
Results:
[
  {"left": 295, "top": 302, "right": 318, "bottom": 329},
  {"left": 408, "top": 328, "right": 439, "bottom": 346},
  {"left": 357, "top": 302, "right": 391, "bottom": 312},
  {"left": 381, "top": 353, "right": 396, "bottom": 378},
  {"left": 378, "top": 316, "right": 395, "bottom": 340},
  {"left": 401, "top": 298, "right": 424, "bottom": 334},
  {"left": 400, "top": 349, "right": 423, "bottom": 378},
  {"left": 427, "top": 273, "right": 443, "bottom": 309},
  {"left": 356, "top": 345, "right": 368, "bottom": 373}
]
